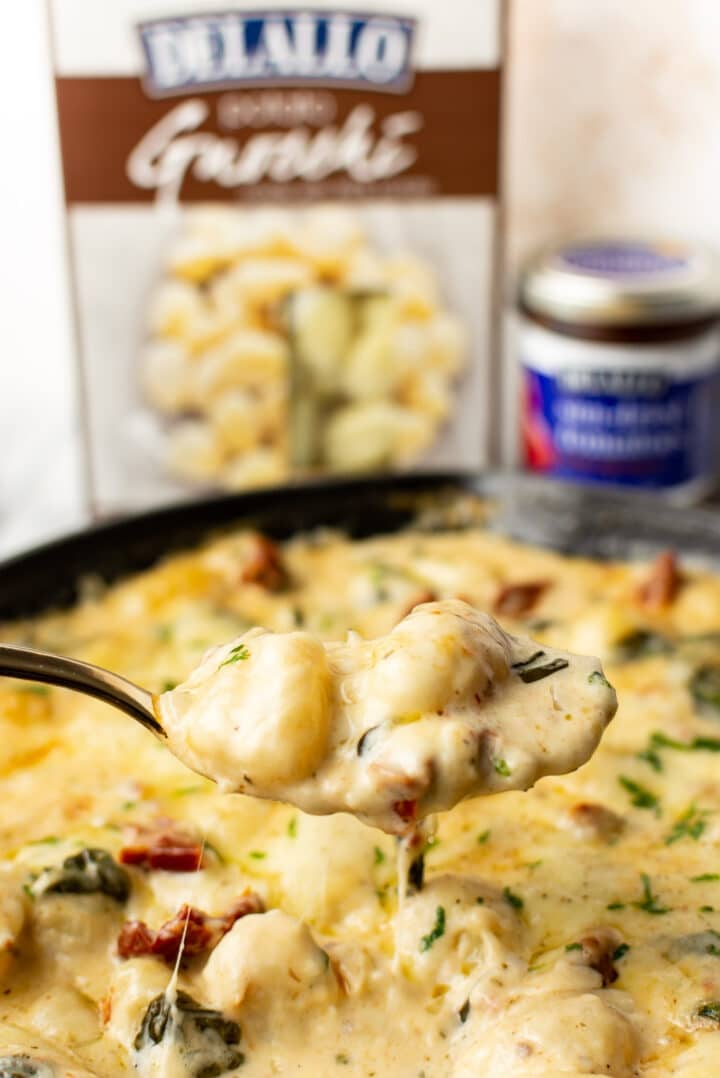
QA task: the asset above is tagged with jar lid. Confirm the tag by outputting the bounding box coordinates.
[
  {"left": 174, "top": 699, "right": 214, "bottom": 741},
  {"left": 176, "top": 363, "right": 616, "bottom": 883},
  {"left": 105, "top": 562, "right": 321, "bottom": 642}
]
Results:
[{"left": 519, "top": 238, "right": 720, "bottom": 328}]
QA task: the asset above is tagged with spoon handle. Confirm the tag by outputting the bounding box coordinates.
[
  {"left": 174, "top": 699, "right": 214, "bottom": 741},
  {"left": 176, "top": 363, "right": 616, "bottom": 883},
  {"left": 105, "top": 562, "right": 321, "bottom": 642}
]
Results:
[{"left": 0, "top": 643, "right": 165, "bottom": 738}]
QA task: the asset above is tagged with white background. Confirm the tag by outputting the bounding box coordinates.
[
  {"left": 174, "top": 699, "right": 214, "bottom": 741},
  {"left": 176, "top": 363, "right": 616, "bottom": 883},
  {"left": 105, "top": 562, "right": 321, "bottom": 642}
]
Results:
[{"left": 0, "top": 1, "right": 83, "bottom": 557}]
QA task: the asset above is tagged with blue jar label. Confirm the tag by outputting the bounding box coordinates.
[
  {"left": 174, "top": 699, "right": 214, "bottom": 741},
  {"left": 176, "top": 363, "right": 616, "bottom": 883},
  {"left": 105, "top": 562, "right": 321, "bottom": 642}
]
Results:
[{"left": 522, "top": 362, "right": 720, "bottom": 488}]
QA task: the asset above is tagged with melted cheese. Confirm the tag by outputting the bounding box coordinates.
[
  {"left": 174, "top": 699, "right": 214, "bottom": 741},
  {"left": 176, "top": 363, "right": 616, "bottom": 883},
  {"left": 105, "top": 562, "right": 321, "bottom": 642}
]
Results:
[
  {"left": 2, "top": 509, "right": 720, "bottom": 1075},
  {"left": 158, "top": 600, "right": 617, "bottom": 832}
]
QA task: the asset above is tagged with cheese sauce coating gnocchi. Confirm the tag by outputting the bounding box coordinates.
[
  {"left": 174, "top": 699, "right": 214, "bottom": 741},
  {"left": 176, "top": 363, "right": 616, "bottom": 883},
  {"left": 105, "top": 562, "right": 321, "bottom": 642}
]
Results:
[
  {"left": 158, "top": 600, "right": 617, "bottom": 832},
  {"left": 3, "top": 510, "right": 720, "bottom": 1075}
]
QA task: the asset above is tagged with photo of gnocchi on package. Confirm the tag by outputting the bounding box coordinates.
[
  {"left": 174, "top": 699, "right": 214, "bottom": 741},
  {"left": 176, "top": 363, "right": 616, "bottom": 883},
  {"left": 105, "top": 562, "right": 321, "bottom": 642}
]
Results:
[
  {"left": 49, "top": 1, "right": 503, "bottom": 514},
  {"left": 143, "top": 206, "right": 466, "bottom": 488}
]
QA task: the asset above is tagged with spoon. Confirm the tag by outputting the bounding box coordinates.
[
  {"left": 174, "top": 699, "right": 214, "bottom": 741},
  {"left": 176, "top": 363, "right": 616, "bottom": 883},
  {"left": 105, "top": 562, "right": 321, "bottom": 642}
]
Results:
[{"left": 0, "top": 643, "right": 165, "bottom": 739}]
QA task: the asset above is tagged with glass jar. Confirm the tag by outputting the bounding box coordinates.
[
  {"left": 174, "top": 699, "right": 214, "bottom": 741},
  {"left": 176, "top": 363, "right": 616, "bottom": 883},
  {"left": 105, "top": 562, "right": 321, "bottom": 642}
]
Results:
[{"left": 518, "top": 239, "right": 720, "bottom": 501}]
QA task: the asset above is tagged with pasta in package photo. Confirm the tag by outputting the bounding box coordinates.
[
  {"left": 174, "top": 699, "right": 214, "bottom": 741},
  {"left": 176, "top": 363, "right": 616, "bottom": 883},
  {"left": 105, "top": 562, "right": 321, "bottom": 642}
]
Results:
[{"left": 49, "top": 0, "right": 504, "bottom": 514}]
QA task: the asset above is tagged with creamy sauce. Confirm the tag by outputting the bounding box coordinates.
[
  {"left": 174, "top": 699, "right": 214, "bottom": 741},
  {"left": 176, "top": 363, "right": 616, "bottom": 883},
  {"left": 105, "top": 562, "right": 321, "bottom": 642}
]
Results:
[
  {"left": 2, "top": 511, "right": 720, "bottom": 1074},
  {"left": 158, "top": 600, "right": 617, "bottom": 832}
]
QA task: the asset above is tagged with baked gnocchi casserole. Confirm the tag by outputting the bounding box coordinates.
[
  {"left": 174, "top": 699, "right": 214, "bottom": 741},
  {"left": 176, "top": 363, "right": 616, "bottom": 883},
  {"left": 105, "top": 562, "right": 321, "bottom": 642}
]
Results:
[
  {"left": 142, "top": 207, "right": 465, "bottom": 489},
  {"left": 2, "top": 509, "right": 720, "bottom": 1075}
]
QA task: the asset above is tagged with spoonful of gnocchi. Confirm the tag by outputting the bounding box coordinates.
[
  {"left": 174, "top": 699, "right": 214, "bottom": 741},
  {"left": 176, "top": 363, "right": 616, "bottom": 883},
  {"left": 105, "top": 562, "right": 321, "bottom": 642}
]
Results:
[{"left": 0, "top": 600, "right": 617, "bottom": 834}]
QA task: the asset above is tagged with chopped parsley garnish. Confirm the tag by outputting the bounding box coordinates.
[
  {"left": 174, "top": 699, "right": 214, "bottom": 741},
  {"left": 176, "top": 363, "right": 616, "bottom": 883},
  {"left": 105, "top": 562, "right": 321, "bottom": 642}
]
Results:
[
  {"left": 373, "top": 846, "right": 385, "bottom": 865},
  {"left": 248, "top": 850, "right": 266, "bottom": 860},
  {"left": 701, "top": 906, "right": 716, "bottom": 914},
  {"left": 420, "top": 906, "right": 446, "bottom": 952},
  {"left": 637, "top": 745, "right": 663, "bottom": 772},
  {"left": 588, "top": 670, "right": 612, "bottom": 689},
  {"left": 287, "top": 816, "right": 298, "bottom": 838},
  {"left": 477, "top": 829, "right": 491, "bottom": 844},
  {"left": 219, "top": 644, "right": 250, "bottom": 669},
  {"left": 19, "top": 684, "right": 51, "bottom": 696},
  {"left": 458, "top": 999, "right": 470, "bottom": 1023},
  {"left": 565, "top": 942, "right": 582, "bottom": 952},
  {"left": 336, "top": 1054, "right": 350, "bottom": 1065},
  {"left": 647, "top": 730, "right": 720, "bottom": 754},
  {"left": 612, "top": 943, "right": 630, "bottom": 961},
  {"left": 692, "top": 873, "right": 720, "bottom": 882},
  {"left": 607, "top": 901, "right": 626, "bottom": 911},
  {"left": 665, "top": 803, "right": 708, "bottom": 845},
  {"left": 494, "top": 758, "right": 511, "bottom": 777},
  {"left": 633, "top": 873, "right": 669, "bottom": 915},
  {"left": 503, "top": 886, "right": 524, "bottom": 911},
  {"left": 618, "top": 775, "right": 661, "bottom": 814},
  {"left": 161, "top": 679, "right": 178, "bottom": 692}
]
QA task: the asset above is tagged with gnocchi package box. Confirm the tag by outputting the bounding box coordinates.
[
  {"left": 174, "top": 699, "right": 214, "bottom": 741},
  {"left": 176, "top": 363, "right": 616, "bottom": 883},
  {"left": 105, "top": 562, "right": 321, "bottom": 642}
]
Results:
[{"left": 49, "top": 0, "right": 503, "bottom": 514}]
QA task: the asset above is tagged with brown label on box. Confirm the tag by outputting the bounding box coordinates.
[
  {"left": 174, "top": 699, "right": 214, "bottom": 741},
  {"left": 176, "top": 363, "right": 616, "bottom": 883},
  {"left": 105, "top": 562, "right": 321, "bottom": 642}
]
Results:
[{"left": 55, "top": 71, "right": 499, "bottom": 205}]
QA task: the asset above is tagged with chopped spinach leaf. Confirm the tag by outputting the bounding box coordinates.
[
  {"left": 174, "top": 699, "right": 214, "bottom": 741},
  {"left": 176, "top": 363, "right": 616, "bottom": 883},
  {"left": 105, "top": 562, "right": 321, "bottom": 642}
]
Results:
[
  {"left": 0, "top": 1058, "right": 54, "bottom": 1078},
  {"left": 614, "top": 629, "right": 672, "bottom": 662},
  {"left": 696, "top": 1001, "right": 720, "bottom": 1023},
  {"left": 134, "top": 991, "right": 243, "bottom": 1075},
  {"left": 420, "top": 906, "right": 446, "bottom": 952},
  {"left": 407, "top": 851, "right": 425, "bottom": 894},
  {"left": 511, "top": 651, "right": 545, "bottom": 671},
  {"left": 612, "top": 943, "right": 630, "bottom": 962},
  {"left": 666, "top": 931, "right": 720, "bottom": 959},
  {"left": 503, "top": 886, "right": 524, "bottom": 911},
  {"left": 515, "top": 658, "right": 569, "bottom": 684},
  {"left": 30, "top": 847, "right": 130, "bottom": 903},
  {"left": 690, "top": 665, "right": 720, "bottom": 717}
]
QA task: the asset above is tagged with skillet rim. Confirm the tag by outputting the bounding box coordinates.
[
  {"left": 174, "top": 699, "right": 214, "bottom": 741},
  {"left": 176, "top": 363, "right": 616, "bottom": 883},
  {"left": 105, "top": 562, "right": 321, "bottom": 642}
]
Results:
[{"left": 1, "top": 469, "right": 719, "bottom": 620}]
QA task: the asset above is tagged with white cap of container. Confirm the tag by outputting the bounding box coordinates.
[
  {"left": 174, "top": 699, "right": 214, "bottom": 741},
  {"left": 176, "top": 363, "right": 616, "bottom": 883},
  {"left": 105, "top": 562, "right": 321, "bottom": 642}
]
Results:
[{"left": 519, "top": 238, "right": 720, "bottom": 329}]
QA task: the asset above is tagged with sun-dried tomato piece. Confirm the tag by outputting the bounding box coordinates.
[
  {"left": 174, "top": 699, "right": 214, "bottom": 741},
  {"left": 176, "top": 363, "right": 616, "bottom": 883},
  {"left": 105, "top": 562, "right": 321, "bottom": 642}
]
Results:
[
  {"left": 636, "top": 550, "right": 680, "bottom": 610},
  {"left": 117, "top": 919, "right": 157, "bottom": 959},
  {"left": 119, "top": 821, "right": 203, "bottom": 873},
  {"left": 151, "top": 905, "right": 215, "bottom": 962},
  {"left": 393, "top": 799, "right": 418, "bottom": 824},
  {"left": 117, "top": 893, "right": 265, "bottom": 965},
  {"left": 241, "top": 534, "right": 290, "bottom": 592},
  {"left": 493, "top": 581, "right": 549, "bottom": 618},
  {"left": 217, "top": 892, "right": 266, "bottom": 932}
]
